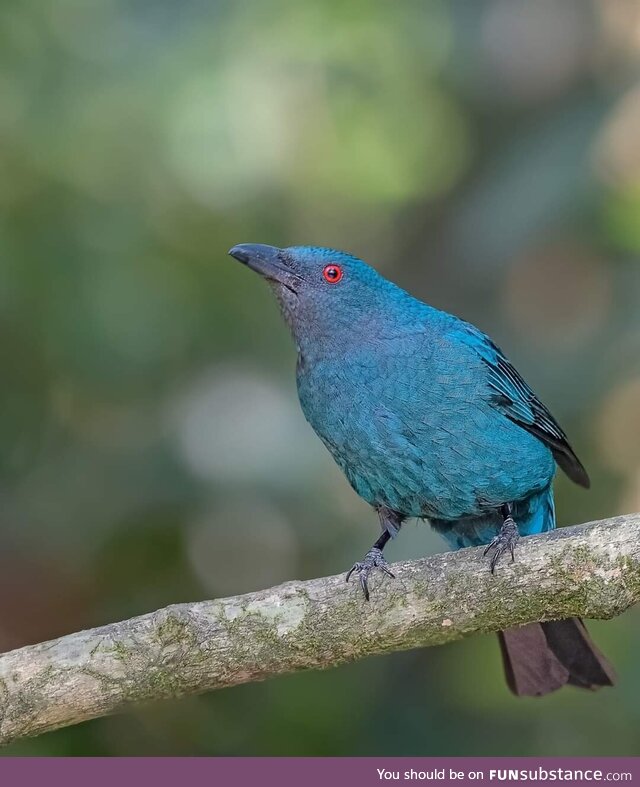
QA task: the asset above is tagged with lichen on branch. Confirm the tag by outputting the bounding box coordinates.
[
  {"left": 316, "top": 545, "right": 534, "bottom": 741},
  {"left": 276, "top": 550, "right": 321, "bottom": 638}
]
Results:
[{"left": 0, "top": 513, "right": 638, "bottom": 746}]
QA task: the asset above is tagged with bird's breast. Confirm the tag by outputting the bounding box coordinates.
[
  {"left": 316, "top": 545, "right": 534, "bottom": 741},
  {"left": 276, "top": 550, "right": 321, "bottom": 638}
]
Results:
[
  {"left": 295, "top": 343, "right": 554, "bottom": 519},
  {"left": 295, "top": 348, "right": 448, "bottom": 514}
]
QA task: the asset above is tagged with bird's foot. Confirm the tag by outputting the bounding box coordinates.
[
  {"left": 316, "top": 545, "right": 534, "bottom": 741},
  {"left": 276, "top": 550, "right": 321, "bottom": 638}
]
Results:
[
  {"left": 484, "top": 516, "right": 519, "bottom": 573},
  {"left": 346, "top": 547, "right": 395, "bottom": 601}
]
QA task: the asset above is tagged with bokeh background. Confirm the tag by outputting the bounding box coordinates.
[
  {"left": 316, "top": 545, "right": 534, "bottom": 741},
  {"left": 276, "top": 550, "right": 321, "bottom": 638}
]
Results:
[{"left": 1, "top": 0, "right": 640, "bottom": 756}]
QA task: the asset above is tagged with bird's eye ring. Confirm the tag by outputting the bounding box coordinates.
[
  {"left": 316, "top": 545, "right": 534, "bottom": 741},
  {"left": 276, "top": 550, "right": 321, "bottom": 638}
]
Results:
[{"left": 322, "top": 264, "right": 343, "bottom": 284}]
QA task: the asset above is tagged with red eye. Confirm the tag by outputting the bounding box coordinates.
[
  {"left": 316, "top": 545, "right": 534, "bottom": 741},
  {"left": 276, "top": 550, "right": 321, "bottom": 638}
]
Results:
[{"left": 322, "top": 264, "right": 343, "bottom": 284}]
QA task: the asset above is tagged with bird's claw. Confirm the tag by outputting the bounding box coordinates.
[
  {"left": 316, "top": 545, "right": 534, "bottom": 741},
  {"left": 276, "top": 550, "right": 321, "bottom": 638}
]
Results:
[
  {"left": 484, "top": 516, "right": 519, "bottom": 573},
  {"left": 346, "top": 547, "right": 395, "bottom": 601}
]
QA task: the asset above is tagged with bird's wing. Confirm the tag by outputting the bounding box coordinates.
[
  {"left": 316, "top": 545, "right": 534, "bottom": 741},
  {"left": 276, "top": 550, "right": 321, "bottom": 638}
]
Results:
[{"left": 454, "top": 323, "right": 590, "bottom": 488}]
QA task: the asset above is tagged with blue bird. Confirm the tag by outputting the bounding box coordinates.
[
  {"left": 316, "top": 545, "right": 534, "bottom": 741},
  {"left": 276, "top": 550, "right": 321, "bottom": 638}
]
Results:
[{"left": 229, "top": 243, "right": 615, "bottom": 696}]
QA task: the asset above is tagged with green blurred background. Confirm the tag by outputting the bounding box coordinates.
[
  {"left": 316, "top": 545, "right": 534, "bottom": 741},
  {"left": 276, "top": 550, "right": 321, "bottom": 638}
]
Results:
[{"left": 1, "top": 0, "right": 640, "bottom": 756}]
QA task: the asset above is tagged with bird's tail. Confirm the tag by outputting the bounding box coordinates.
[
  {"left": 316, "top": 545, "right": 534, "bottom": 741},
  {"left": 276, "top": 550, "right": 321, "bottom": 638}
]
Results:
[{"left": 498, "top": 618, "right": 616, "bottom": 696}]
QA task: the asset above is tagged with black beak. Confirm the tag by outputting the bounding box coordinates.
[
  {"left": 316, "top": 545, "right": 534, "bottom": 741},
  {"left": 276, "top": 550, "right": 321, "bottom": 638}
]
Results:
[{"left": 228, "top": 243, "right": 298, "bottom": 290}]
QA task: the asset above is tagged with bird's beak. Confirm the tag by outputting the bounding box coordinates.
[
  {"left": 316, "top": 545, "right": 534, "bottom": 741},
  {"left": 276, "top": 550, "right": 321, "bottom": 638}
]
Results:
[{"left": 228, "top": 243, "right": 298, "bottom": 290}]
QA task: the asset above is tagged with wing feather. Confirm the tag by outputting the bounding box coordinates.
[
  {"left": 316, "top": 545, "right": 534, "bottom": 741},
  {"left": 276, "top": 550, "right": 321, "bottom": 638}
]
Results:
[{"left": 456, "top": 325, "right": 590, "bottom": 488}]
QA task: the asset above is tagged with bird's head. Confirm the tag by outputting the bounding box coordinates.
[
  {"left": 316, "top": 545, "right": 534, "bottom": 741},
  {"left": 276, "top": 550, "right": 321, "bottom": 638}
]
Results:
[{"left": 228, "top": 243, "right": 406, "bottom": 346}]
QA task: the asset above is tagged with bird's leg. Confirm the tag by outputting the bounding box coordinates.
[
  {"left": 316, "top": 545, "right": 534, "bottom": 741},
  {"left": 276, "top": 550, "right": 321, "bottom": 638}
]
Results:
[
  {"left": 346, "top": 531, "right": 394, "bottom": 601},
  {"left": 346, "top": 507, "right": 402, "bottom": 601},
  {"left": 483, "top": 502, "right": 520, "bottom": 573}
]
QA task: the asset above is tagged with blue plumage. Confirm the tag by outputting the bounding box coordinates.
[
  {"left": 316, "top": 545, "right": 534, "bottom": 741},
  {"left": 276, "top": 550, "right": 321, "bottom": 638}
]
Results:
[
  {"left": 231, "top": 244, "right": 584, "bottom": 545},
  {"left": 229, "top": 242, "right": 614, "bottom": 695}
]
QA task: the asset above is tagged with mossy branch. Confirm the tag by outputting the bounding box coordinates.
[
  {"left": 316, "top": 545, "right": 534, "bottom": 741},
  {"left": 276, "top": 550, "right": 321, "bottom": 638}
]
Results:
[{"left": 0, "top": 513, "right": 638, "bottom": 745}]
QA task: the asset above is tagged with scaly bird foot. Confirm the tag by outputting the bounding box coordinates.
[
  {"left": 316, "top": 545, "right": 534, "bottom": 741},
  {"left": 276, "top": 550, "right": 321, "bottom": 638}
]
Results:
[
  {"left": 483, "top": 516, "right": 519, "bottom": 573},
  {"left": 345, "top": 547, "right": 395, "bottom": 601}
]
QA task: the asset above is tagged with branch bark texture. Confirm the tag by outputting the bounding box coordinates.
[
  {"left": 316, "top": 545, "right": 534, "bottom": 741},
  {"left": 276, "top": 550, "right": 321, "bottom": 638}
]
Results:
[{"left": 0, "top": 513, "right": 638, "bottom": 745}]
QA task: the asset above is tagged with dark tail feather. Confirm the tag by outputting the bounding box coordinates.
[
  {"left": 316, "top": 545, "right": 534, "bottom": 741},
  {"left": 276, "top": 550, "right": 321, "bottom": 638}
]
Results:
[
  {"left": 498, "top": 623, "right": 569, "bottom": 696},
  {"left": 498, "top": 618, "right": 616, "bottom": 697},
  {"left": 541, "top": 618, "right": 616, "bottom": 689}
]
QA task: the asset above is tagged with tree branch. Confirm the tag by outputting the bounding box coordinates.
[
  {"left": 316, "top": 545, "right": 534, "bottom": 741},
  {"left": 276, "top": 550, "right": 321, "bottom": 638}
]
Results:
[{"left": 0, "top": 513, "right": 638, "bottom": 745}]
